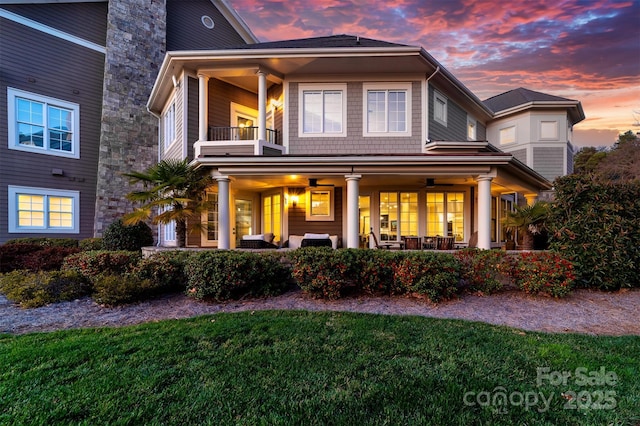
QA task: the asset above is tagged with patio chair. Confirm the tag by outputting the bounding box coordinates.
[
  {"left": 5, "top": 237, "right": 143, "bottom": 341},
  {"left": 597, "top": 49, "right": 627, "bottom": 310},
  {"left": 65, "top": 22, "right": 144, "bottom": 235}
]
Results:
[
  {"left": 370, "top": 227, "right": 404, "bottom": 250},
  {"left": 422, "top": 236, "right": 437, "bottom": 250}
]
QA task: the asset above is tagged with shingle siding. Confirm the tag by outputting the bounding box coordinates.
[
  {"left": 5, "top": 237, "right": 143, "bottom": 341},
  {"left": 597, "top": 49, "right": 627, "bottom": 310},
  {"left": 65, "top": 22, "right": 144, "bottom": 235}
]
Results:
[
  {"left": 0, "top": 17, "right": 105, "bottom": 243},
  {"left": 511, "top": 149, "right": 527, "bottom": 164},
  {"left": 288, "top": 81, "right": 423, "bottom": 155},
  {"left": 533, "top": 147, "right": 564, "bottom": 181}
]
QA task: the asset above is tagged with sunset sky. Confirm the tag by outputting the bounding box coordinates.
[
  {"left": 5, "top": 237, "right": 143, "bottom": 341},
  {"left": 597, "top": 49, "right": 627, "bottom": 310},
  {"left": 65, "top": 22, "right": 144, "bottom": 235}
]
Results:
[{"left": 232, "top": 0, "right": 640, "bottom": 147}]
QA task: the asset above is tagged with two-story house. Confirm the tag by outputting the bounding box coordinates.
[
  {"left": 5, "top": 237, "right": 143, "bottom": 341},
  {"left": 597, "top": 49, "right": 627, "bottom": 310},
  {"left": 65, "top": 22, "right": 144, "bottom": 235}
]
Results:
[
  {"left": 147, "top": 34, "right": 584, "bottom": 250},
  {"left": 0, "top": 0, "right": 257, "bottom": 244}
]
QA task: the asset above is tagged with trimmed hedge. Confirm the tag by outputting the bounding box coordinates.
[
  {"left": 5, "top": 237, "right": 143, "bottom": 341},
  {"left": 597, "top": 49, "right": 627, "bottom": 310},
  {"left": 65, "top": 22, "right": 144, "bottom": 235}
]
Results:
[
  {"left": 185, "top": 251, "right": 291, "bottom": 301},
  {"left": 547, "top": 175, "right": 640, "bottom": 290},
  {"left": 3, "top": 238, "right": 79, "bottom": 248},
  {"left": 62, "top": 250, "right": 142, "bottom": 283},
  {"left": 79, "top": 238, "right": 104, "bottom": 251},
  {"left": 392, "top": 251, "right": 460, "bottom": 302},
  {"left": 0, "top": 270, "right": 89, "bottom": 308},
  {"left": 0, "top": 243, "right": 81, "bottom": 273},
  {"left": 102, "top": 219, "right": 154, "bottom": 251}
]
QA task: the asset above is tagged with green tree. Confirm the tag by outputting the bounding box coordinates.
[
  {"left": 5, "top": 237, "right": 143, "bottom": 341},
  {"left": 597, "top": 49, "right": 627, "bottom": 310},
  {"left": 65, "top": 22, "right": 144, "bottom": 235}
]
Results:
[
  {"left": 502, "top": 201, "right": 549, "bottom": 250},
  {"left": 573, "top": 130, "right": 639, "bottom": 182},
  {"left": 124, "top": 159, "right": 214, "bottom": 247}
]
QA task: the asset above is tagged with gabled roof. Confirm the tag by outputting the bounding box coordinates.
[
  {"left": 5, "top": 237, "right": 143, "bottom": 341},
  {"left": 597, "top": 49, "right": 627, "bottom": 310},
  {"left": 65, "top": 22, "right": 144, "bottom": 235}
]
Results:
[
  {"left": 226, "top": 34, "right": 412, "bottom": 50},
  {"left": 483, "top": 87, "right": 586, "bottom": 124}
]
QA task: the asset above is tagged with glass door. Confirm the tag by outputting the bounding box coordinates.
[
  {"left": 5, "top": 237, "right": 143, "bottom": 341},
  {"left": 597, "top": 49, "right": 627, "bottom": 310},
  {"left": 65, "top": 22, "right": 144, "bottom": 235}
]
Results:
[
  {"left": 359, "top": 195, "right": 370, "bottom": 248},
  {"left": 235, "top": 198, "right": 253, "bottom": 244}
]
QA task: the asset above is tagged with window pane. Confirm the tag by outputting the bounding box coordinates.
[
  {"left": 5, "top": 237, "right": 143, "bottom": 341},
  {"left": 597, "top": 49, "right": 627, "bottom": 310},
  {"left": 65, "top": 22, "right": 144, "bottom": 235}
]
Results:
[
  {"left": 367, "top": 91, "right": 386, "bottom": 132},
  {"left": 310, "top": 191, "right": 330, "bottom": 216},
  {"left": 323, "top": 91, "right": 342, "bottom": 133},
  {"left": 303, "top": 91, "right": 322, "bottom": 133},
  {"left": 447, "top": 193, "right": 464, "bottom": 241},
  {"left": 388, "top": 91, "right": 406, "bottom": 132},
  {"left": 17, "top": 98, "right": 43, "bottom": 125},
  {"left": 426, "top": 193, "right": 445, "bottom": 236},
  {"left": 207, "top": 193, "right": 218, "bottom": 240},
  {"left": 379, "top": 192, "right": 398, "bottom": 241},
  {"left": 18, "top": 123, "right": 44, "bottom": 147},
  {"left": 399, "top": 192, "right": 418, "bottom": 236},
  {"left": 435, "top": 98, "right": 445, "bottom": 122},
  {"left": 48, "top": 196, "right": 73, "bottom": 228},
  {"left": 17, "top": 194, "right": 45, "bottom": 227}
]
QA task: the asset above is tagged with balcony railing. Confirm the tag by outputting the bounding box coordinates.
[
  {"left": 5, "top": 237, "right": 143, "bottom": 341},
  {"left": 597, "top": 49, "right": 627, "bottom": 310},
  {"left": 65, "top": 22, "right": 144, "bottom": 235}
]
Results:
[{"left": 208, "top": 126, "right": 280, "bottom": 145}]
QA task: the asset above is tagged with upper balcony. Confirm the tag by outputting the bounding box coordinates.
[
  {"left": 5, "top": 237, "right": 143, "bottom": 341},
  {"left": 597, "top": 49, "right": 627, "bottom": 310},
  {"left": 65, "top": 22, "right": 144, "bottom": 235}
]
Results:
[{"left": 195, "top": 126, "right": 284, "bottom": 157}]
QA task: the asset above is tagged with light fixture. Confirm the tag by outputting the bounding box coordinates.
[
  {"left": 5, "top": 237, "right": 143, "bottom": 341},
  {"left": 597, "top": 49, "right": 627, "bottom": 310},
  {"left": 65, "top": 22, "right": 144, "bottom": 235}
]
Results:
[
  {"left": 290, "top": 195, "right": 299, "bottom": 207},
  {"left": 270, "top": 98, "right": 283, "bottom": 110}
]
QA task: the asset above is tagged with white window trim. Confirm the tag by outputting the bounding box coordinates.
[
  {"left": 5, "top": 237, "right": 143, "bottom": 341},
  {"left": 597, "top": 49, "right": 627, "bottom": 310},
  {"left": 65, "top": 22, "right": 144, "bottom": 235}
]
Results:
[
  {"left": 305, "top": 187, "right": 335, "bottom": 221},
  {"left": 8, "top": 185, "right": 80, "bottom": 234},
  {"left": 362, "top": 82, "right": 412, "bottom": 137},
  {"left": 7, "top": 87, "right": 80, "bottom": 159},
  {"left": 467, "top": 116, "right": 477, "bottom": 141},
  {"left": 298, "top": 83, "right": 347, "bottom": 138},
  {"left": 433, "top": 90, "right": 448, "bottom": 126},
  {"left": 162, "top": 97, "right": 177, "bottom": 151}
]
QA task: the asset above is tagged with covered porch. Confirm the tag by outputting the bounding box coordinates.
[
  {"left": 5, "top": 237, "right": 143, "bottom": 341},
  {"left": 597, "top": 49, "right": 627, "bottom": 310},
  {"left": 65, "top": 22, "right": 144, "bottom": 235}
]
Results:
[{"left": 185, "top": 146, "right": 551, "bottom": 251}]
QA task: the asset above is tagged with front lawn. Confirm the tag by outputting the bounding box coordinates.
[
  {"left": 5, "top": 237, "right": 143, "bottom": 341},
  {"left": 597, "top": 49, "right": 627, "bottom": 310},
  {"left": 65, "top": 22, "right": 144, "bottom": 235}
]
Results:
[{"left": 1, "top": 311, "right": 638, "bottom": 425}]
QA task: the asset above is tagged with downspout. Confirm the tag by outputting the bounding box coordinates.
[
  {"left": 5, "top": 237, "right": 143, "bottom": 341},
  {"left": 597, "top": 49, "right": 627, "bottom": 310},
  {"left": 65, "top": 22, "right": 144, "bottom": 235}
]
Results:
[
  {"left": 147, "top": 106, "right": 163, "bottom": 247},
  {"left": 425, "top": 66, "right": 440, "bottom": 146}
]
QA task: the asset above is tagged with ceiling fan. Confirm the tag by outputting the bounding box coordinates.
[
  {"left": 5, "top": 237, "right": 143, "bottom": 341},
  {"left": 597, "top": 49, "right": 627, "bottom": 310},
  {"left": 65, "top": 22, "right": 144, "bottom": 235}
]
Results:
[
  {"left": 308, "top": 178, "right": 334, "bottom": 187},
  {"left": 422, "top": 178, "right": 454, "bottom": 188}
]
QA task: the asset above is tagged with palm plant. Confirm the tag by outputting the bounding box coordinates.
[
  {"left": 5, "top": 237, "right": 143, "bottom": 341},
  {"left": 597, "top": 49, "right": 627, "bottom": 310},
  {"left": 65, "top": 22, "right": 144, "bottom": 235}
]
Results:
[
  {"left": 123, "top": 159, "right": 214, "bottom": 247},
  {"left": 502, "top": 201, "right": 549, "bottom": 250}
]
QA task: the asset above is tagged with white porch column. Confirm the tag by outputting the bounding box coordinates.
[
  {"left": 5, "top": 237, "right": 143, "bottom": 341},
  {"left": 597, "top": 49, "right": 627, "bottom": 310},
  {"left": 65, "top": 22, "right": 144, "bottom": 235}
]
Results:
[
  {"left": 216, "top": 176, "right": 231, "bottom": 249},
  {"left": 476, "top": 176, "right": 493, "bottom": 250},
  {"left": 345, "top": 174, "right": 362, "bottom": 249},
  {"left": 257, "top": 70, "right": 267, "bottom": 141},
  {"left": 525, "top": 194, "right": 538, "bottom": 206},
  {"left": 198, "top": 73, "right": 209, "bottom": 141}
]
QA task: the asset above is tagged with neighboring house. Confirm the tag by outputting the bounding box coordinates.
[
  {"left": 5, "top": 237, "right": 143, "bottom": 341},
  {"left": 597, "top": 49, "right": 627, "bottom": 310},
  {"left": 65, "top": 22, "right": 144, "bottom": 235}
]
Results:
[
  {"left": 0, "top": 0, "right": 257, "bottom": 244},
  {"left": 484, "top": 88, "right": 585, "bottom": 181},
  {"left": 147, "top": 34, "right": 585, "bottom": 250}
]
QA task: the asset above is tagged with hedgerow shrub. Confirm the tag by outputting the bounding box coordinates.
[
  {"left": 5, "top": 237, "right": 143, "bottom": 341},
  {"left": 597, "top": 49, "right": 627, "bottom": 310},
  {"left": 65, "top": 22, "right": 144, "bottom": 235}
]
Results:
[
  {"left": 92, "top": 273, "right": 154, "bottom": 306},
  {"left": 511, "top": 251, "right": 575, "bottom": 297},
  {"left": 4, "top": 238, "right": 79, "bottom": 248},
  {"left": 19, "top": 246, "right": 81, "bottom": 272},
  {"left": 129, "top": 251, "right": 192, "bottom": 292},
  {"left": 289, "top": 247, "right": 356, "bottom": 299},
  {"left": 0, "top": 270, "right": 89, "bottom": 308},
  {"left": 79, "top": 238, "right": 104, "bottom": 251},
  {"left": 547, "top": 175, "right": 640, "bottom": 290},
  {"left": 454, "top": 249, "right": 510, "bottom": 294},
  {"left": 62, "top": 250, "right": 141, "bottom": 283},
  {"left": 185, "top": 251, "right": 290, "bottom": 301},
  {"left": 356, "top": 250, "right": 404, "bottom": 295},
  {"left": 0, "top": 243, "right": 45, "bottom": 273},
  {"left": 393, "top": 251, "right": 460, "bottom": 302},
  {"left": 102, "top": 219, "right": 154, "bottom": 251}
]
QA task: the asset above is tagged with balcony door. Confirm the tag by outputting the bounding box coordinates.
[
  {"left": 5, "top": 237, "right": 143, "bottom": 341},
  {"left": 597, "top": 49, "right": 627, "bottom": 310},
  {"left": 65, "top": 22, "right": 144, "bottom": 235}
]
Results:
[{"left": 231, "top": 103, "right": 258, "bottom": 140}]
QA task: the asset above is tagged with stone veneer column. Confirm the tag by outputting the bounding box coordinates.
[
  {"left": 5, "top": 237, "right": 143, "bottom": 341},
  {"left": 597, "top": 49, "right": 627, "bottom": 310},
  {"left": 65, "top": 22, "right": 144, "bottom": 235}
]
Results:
[{"left": 93, "top": 0, "right": 166, "bottom": 236}]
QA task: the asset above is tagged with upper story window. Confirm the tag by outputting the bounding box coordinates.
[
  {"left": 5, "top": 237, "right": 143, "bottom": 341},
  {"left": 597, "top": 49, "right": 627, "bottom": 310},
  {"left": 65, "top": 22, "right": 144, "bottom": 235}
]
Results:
[
  {"left": 8, "top": 186, "right": 79, "bottom": 233},
  {"left": 499, "top": 126, "right": 516, "bottom": 144},
  {"left": 433, "top": 90, "right": 447, "bottom": 126},
  {"left": 363, "top": 83, "right": 411, "bottom": 137},
  {"left": 299, "top": 84, "right": 346, "bottom": 137},
  {"left": 467, "top": 116, "right": 477, "bottom": 140},
  {"left": 7, "top": 88, "right": 80, "bottom": 159},
  {"left": 162, "top": 101, "right": 176, "bottom": 149}
]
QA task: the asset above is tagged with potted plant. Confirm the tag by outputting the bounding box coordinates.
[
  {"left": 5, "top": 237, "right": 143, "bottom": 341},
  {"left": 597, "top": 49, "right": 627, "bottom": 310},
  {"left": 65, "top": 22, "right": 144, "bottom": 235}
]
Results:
[{"left": 502, "top": 201, "right": 549, "bottom": 250}]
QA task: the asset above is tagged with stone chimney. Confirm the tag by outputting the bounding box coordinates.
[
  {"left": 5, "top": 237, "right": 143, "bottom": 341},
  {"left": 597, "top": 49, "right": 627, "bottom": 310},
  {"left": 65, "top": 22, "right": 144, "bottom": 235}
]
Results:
[{"left": 94, "top": 0, "right": 166, "bottom": 236}]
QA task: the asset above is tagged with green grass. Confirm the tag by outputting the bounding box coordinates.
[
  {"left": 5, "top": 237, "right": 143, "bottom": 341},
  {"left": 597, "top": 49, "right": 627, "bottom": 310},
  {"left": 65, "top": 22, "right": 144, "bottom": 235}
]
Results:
[{"left": 1, "top": 311, "right": 638, "bottom": 425}]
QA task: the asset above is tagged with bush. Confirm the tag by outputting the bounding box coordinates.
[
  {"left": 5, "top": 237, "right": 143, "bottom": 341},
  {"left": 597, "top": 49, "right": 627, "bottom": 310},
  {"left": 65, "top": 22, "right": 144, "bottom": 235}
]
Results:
[
  {"left": 393, "top": 251, "right": 461, "bottom": 302},
  {"left": 454, "top": 249, "right": 509, "bottom": 294},
  {"left": 289, "top": 247, "right": 354, "bottom": 299},
  {"left": 62, "top": 250, "right": 141, "bottom": 283},
  {"left": 185, "top": 251, "right": 290, "bottom": 301},
  {"left": 0, "top": 270, "right": 89, "bottom": 308},
  {"left": 548, "top": 175, "right": 640, "bottom": 290},
  {"left": 129, "top": 251, "right": 192, "bottom": 293},
  {"left": 356, "top": 250, "right": 404, "bottom": 295},
  {"left": 20, "top": 246, "right": 81, "bottom": 272},
  {"left": 0, "top": 243, "right": 44, "bottom": 273},
  {"left": 80, "top": 238, "right": 104, "bottom": 251},
  {"left": 102, "top": 219, "right": 154, "bottom": 251},
  {"left": 511, "top": 252, "right": 575, "bottom": 297},
  {"left": 92, "top": 273, "right": 154, "bottom": 307},
  {"left": 4, "top": 238, "right": 79, "bottom": 248}
]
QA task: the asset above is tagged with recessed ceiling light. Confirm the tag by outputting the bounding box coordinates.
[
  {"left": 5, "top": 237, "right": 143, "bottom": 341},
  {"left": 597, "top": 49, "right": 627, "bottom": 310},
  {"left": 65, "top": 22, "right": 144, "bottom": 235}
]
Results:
[{"left": 201, "top": 15, "right": 214, "bottom": 29}]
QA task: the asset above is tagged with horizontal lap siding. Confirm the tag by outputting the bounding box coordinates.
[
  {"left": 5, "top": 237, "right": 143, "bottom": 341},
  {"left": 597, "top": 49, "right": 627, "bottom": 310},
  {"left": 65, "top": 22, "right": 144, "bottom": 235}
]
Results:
[
  {"left": 511, "top": 149, "right": 527, "bottom": 164},
  {"left": 166, "top": 0, "right": 248, "bottom": 50},
  {"left": 288, "top": 82, "right": 423, "bottom": 155},
  {"left": 0, "top": 18, "right": 105, "bottom": 243},
  {"left": 209, "top": 79, "right": 257, "bottom": 127},
  {"left": 1, "top": 3, "right": 108, "bottom": 46},
  {"left": 428, "top": 85, "right": 468, "bottom": 141},
  {"left": 533, "top": 147, "right": 564, "bottom": 181},
  {"left": 201, "top": 146, "right": 253, "bottom": 156},
  {"left": 187, "top": 77, "right": 199, "bottom": 160}
]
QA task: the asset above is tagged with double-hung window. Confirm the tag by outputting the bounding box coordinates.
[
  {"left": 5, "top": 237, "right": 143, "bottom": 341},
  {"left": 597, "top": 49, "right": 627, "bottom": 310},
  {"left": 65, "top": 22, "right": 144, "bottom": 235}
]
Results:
[
  {"left": 299, "top": 84, "right": 346, "bottom": 137},
  {"left": 364, "top": 83, "right": 411, "bottom": 136},
  {"left": 8, "top": 186, "right": 79, "bottom": 233},
  {"left": 8, "top": 88, "right": 80, "bottom": 158},
  {"left": 162, "top": 101, "right": 176, "bottom": 149}
]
